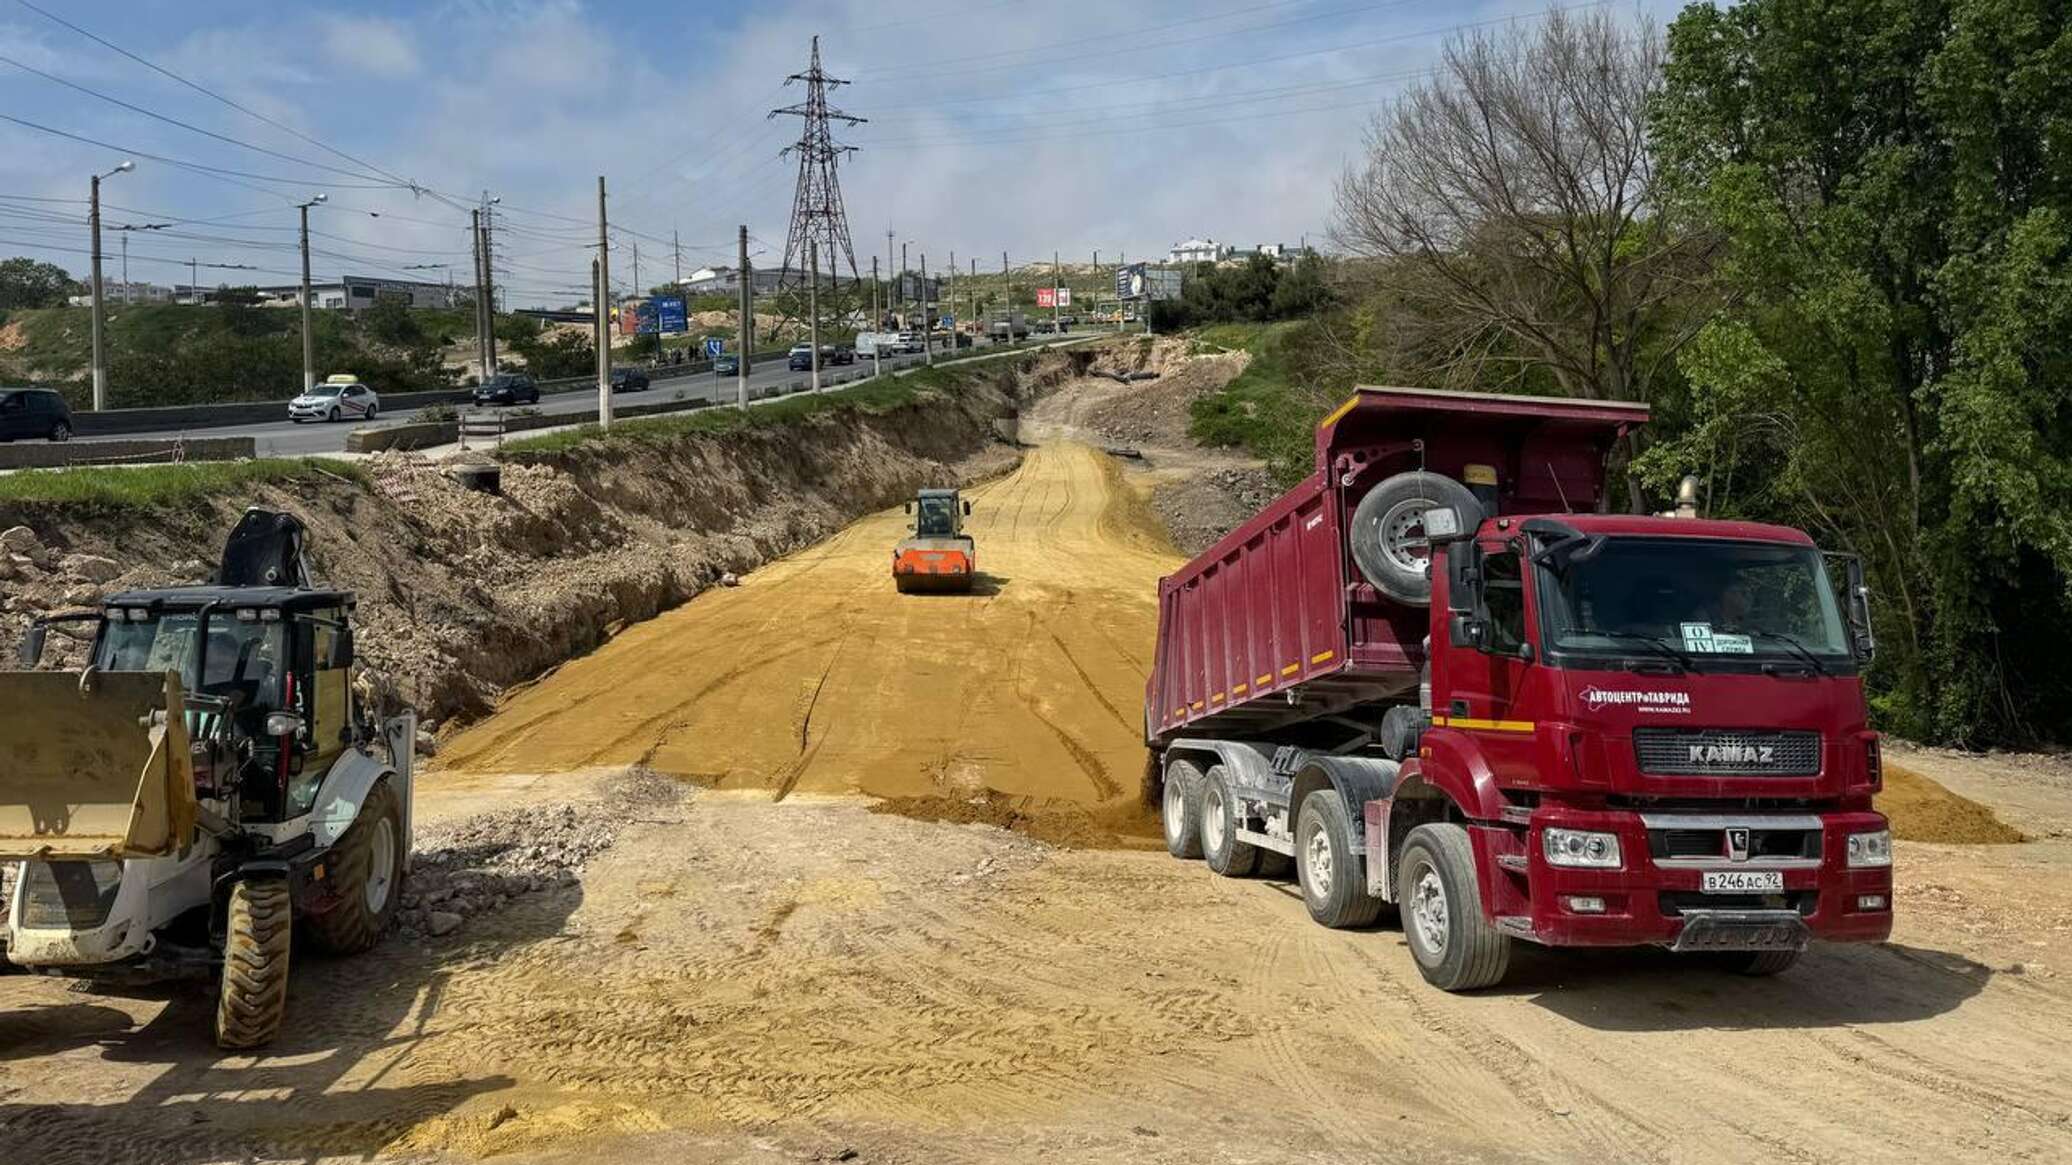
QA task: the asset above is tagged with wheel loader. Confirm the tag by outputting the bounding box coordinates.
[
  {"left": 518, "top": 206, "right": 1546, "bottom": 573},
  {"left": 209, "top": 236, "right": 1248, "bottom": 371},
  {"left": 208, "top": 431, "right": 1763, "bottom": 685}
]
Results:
[
  {"left": 1, "top": 508, "right": 414, "bottom": 1049},
  {"left": 893, "top": 488, "right": 976, "bottom": 593}
]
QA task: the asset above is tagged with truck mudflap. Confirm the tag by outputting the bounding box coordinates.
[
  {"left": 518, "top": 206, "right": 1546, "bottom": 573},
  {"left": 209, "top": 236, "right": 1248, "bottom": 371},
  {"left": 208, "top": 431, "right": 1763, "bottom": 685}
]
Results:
[
  {"left": 0, "top": 670, "right": 198, "bottom": 860},
  {"left": 1668, "top": 910, "right": 1810, "bottom": 953}
]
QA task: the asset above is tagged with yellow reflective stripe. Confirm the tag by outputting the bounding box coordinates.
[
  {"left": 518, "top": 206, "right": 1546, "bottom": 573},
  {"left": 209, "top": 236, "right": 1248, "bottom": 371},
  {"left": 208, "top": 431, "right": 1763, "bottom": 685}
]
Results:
[
  {"left": 1191, "top": 701, "right": 1205, "bottom": 711},
  {"left": 1172, "top": 708, "right": 1185, "bottom": 718},
  {"left": 1317, "top": 394, "right": 1360, "bottom": 431},
  {"left": 1431, "top": 715, "right": 1535, "bottom": 734},
  {"left": 1310, "top": 649, "right": 1336, "bottom": 664},
  {"left": 1280, "top": 662, "right": 1300, "bottom": 676},
  {"left": 1232, "top": 682, "right": 1248, "bottom": 694},
  {"left": 1209, "top": 692, "right": 1225, "bottom": 703},
  {"left": 1255, "top": 673, "right": 1273, "bottom": 686}
]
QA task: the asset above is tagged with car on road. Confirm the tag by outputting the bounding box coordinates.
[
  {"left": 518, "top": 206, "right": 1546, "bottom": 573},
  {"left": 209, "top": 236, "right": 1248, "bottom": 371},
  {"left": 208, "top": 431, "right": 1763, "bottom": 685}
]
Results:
[
  {"left": 609, "top": 367, "right": 650, "bottom": 393},
  {"left": 288, "top": 376, "right": 379, "bottom": 424},
  {"left": 1060, "top": 315, "right": 1078, "bottom": 328},
  {"left": 0, "top": 386, "right": 73, "bottom": 442},
  {"left": 713, "top": 353, "right": 740, "bottom": 376},
  {"left": 787, "top": 344, "right": 816, "bottom": 371},
  {"left": 828, "top": 345, "right": 855, "bottom": 365},
  {"left": 473, "top": 373, "right": 540, "bottom": 406}
]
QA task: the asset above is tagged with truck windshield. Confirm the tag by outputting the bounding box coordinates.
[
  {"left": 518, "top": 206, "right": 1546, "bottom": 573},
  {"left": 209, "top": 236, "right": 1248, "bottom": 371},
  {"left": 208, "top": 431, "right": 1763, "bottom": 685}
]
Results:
[
  {"left": 97, "top": 613, "right": 286, "bottom": 705},
  {"left": 1537, "top": 538, "right": 1851, "bottom": 666},
  {"left": 915, "top": 497, "right": 956, "bottom": 536}
]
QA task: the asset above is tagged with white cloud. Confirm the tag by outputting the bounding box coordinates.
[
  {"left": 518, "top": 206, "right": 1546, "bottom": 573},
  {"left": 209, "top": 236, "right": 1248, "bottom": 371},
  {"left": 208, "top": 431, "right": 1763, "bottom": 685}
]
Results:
[{"left": 320, "top": 16, "right": 421, "bottom": 80}]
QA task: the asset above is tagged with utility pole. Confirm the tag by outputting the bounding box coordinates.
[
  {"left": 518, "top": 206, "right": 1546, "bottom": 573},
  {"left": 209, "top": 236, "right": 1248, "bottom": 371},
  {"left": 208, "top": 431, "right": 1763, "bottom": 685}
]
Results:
[
  {"left": 886, "top": 230, "right": 896, "bottom": 329},
  {"left": 596, "top": 175, "right": 613, "bottom": 430},
  {"left": 900, "top": 241, "right": 908, "bottom": 329},
  {"left": 870, "top": 254, "right": 881, "bottom": 377},
  {"left": 591, "top": 255, "right": 604, "bottom": 410},
  {"left": 632, "top": 239, "right": 641, "bottom": 298},
  {"left": 737, "top": 223, "right": 752, "bottom": 410},
  {"left": 297, "top": 194, "right": 326, "bottom": 395},
  {"left": 120, "top": 233, "right": 129, "bottom": 304},
  {"left": 808, "top": 244, "right": 822, "bottom": 393},
  {"left": 1052, "top": 250, "right": 1061, "bottom": 336},
  {"left": 673, "top": 228, "right": 682, "bottom": 287},
  {"left": 481, "top": 194, "right": 500, "bottom": 372},
  {"left": 947, "top": 250, "right": 955, "bottom": 350},
  {"left": 1118, "top": 249, "right": 1127, "bottom": 333},
  {"left": 87, "top": 160, "right": 132, "bottom": 411},
  {"left": 921, "top": 252, "right": 932, "bottom": 366},
  {"left": 969, "top": 257, "right": 977, "bottom": 341},
  {"left": 189, "top": 257, "right": 198, "bottom": 305},
  {"left": 470, "top": 209, "right": 487, "bottom": 379}
]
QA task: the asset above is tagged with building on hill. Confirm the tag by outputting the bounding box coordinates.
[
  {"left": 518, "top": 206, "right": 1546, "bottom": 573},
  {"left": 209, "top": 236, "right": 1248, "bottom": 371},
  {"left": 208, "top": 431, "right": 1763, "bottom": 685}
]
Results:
[
  {"left": 1168, "top": 237, "right": 1225, "bottom": 264},
  {"left": 247, "top": 275, "right": 463, "bottom": 311}
]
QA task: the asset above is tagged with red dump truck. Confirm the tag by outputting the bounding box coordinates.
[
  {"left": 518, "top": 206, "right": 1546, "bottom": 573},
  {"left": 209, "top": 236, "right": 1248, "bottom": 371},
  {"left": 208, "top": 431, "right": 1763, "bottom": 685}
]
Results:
[{"left": 1146, "top": 387, "right": 1892, "bottom": 991}]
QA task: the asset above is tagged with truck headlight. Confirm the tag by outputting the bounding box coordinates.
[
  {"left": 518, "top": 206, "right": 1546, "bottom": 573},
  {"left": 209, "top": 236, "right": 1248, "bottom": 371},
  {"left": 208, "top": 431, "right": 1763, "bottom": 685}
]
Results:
[
  {"left": 1846, "top": 829, "right": 1892, "bottom": 868},
  {"left": 1543, "top": 827, "right": 1622, "bottom": 869}
]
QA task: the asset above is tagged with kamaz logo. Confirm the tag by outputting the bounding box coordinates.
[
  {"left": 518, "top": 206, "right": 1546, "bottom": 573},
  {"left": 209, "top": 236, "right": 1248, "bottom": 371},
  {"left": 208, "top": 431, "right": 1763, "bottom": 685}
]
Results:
[{"left": 1689, "top": 743, "right": 1775, "bottom": 765}]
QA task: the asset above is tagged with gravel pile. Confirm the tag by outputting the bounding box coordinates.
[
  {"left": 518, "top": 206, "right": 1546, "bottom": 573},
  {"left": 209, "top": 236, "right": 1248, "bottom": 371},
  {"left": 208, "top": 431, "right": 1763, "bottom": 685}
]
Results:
[{"left": 1152, "top": 466, "right": 1281, "bottom": 556}]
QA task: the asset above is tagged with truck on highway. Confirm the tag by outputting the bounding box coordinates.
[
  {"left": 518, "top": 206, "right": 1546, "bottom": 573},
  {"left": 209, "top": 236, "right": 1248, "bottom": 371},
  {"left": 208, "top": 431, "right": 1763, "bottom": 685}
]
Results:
[
  {"left": 1146, "top": 387, "right": 1892, "bottom": 991},
  {"left": 988, "top": 310, "right": 1028, "bottom": 343}
]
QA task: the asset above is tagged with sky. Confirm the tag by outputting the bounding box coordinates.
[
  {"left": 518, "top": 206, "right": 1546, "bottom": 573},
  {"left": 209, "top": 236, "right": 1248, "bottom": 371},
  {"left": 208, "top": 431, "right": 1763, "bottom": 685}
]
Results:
[{"left": 0, "top": 0, "right": 1687, "bottom": 308}]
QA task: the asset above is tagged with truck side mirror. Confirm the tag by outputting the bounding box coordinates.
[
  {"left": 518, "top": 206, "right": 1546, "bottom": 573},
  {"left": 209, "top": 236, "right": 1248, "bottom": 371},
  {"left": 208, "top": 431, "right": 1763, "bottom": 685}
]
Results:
[
  {"left": 1443, "top": 540, "right": 1483, "bottom": 615},
  {"left": 1830, "top": 553, "right": 1876, "bottom": 662},
  {"left": 963, "top": 500, "right": 972, "bottom": 516},
  {"left": 334, "top": 625, "right": 355, "bottom": 669},
  {"left": 19, "top": 622, "right": 47, "bottom": 668}
]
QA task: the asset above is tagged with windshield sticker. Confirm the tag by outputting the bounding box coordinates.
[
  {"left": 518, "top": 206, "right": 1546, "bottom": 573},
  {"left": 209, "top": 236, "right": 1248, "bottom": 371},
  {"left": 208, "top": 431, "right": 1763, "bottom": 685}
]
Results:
[
  {"left": 1580, "top": 687, "right": 1692, "bottom": 715},
  {"left": 1681, "top": 622, "right": 1753, "bottom": 655}
]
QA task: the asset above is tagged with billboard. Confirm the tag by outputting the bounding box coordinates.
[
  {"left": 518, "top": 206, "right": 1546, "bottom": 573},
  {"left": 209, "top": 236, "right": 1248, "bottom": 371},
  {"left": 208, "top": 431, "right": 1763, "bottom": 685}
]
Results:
[
  {"left": 629, "top": 296, "right": 687, "bottom": 336},
  {"left": 1116, "top": 264, "right": 1179, "bottom": 301}
]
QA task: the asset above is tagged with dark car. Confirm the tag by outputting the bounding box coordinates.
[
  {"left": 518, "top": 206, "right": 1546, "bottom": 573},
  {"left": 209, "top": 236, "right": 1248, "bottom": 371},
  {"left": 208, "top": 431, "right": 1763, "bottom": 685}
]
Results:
[
  {"left": 713, "top": 353, "right": 740, "bottom": 376},
  {"left": 0, "top": 386, "right": 72, "bottom": 442},
  {"left": 609, "top": 367, "right": 650, "bottom": 393},
  {"left": 787, "top": 344, "right": 815, "bottom": 371},
  {"left": 828, "top": 345, "right": 855, "bottom": 365},
  {"left": 473, "top": 373, "right": 540, "bottom": 406}
]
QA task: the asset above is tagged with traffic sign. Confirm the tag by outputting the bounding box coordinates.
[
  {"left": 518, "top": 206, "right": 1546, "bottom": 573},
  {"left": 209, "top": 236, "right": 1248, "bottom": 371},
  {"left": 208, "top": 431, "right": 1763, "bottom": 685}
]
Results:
[{"left": 703, "top": 337, "right": 724, "bottom": 358}]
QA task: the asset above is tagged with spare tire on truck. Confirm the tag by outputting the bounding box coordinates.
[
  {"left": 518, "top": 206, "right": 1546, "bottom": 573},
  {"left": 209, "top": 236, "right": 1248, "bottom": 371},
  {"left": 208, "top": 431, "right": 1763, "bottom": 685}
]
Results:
[{"left": 1348, "top": 471, "right": 1482, "bottom": 606}]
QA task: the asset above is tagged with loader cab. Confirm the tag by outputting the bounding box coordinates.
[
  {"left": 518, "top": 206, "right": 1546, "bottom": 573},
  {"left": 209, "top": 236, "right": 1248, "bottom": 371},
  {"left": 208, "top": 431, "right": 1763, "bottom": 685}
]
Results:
[
  {"left": 88, "top": 586, "right": 359, "bottom": 823},
  {"left": 909, "top": 488, "right": 970, "bottom": 538}
]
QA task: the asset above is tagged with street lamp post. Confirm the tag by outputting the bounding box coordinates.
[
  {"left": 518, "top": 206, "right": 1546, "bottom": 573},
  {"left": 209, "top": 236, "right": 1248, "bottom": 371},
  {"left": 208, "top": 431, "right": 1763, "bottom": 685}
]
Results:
[
  {"left": 88, "top": 159, "right": 134, "bottom": 411},
  {"left": 297, "top": 194, "right": 327, "bottom": 394}
]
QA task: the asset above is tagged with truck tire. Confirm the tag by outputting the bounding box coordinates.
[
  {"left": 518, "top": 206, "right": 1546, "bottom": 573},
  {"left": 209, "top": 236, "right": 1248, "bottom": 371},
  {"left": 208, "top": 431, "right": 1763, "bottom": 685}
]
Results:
[
  {"left": 1162, "top": 757, "right": 1206, "bottom": 859},
  {"left": 1397, "top": 823, "right": 1511, "bottom": 991},
  {"left": 215, "top": 876, "right": 293, "bottom": 1049},
  {"left": 1713, "top": 948, "right": 1802, "bottom": 977},
  {"left": 1295, "top": 789, "right": 1384, "bottom": 929},
  {"left": 304, "top": 778, "right": 404, "bottom": 956},
  {"left": 1200, "top": 764, "right": 1259, "bottom": 877},
  {"left": 1349, "top": 472, "right": 1482, "bottom": 606}
]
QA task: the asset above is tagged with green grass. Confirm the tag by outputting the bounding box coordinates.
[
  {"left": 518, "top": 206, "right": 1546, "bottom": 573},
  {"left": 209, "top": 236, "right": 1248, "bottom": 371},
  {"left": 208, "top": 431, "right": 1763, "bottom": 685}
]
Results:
[
  {"left": 1186, "top": 320, "right": 1344, "bottom": 485},
  {"left": 0, "top": 458, "right": 365, "bottom": 508}
]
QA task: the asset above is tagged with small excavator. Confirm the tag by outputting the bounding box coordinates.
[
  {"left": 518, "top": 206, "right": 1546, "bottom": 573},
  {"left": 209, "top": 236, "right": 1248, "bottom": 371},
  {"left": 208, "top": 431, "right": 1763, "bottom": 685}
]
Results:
[{"left": 893, "top": 488, "right": 976, "bottom": 593}]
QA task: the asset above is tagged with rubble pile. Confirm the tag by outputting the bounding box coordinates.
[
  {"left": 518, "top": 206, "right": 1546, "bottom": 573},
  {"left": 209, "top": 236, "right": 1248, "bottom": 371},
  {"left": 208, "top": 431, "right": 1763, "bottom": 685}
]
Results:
[{"left": 393, "top": 803, "right": 621, "bottom": 940}]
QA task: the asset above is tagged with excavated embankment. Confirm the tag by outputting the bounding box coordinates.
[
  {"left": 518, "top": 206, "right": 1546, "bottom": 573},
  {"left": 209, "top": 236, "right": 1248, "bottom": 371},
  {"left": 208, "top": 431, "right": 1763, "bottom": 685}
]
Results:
[{"left": 0, "top": 350, "right": 1088, "bottom": 733}]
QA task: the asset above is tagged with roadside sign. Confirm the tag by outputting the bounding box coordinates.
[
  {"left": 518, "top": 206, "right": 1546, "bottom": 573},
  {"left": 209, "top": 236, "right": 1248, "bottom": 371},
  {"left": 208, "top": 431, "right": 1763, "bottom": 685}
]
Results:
[
  {"left": 1117, "top": 264, "right": 1146, "bottom": 301},
  {"left": 1056, "top": 287, "right": 1072, "bottom": 307},
  {"left": 655, "top": 296, "right": 687, "bottom": 334},
  {"left": 940, "top": 314, "right": 954, "bottom": 329},
  {"left": 703, "top": 337, "right": 724, "bottom": 358},
  {"left": 1036, "top": 287, "right": 1056, "bottom": 308}
]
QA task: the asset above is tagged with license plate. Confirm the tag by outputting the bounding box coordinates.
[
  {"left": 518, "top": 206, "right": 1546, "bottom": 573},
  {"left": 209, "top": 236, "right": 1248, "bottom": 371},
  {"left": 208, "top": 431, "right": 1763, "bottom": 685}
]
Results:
[{"left": 1702, "top": 870, "right": 1784, "bottom": 893}]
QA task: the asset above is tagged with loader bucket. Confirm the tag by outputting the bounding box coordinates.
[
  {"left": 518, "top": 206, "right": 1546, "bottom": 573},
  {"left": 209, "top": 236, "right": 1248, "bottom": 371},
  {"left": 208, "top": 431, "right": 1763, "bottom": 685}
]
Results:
[{"left": 0, "top": 671, "right": 197, "bottom": 860}]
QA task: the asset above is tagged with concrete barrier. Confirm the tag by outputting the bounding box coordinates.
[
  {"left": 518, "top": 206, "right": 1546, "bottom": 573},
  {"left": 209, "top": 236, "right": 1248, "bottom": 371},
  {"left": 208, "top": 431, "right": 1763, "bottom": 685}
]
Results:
[{"left": 0, "top": 436, "right": 258, "bottom": 469}]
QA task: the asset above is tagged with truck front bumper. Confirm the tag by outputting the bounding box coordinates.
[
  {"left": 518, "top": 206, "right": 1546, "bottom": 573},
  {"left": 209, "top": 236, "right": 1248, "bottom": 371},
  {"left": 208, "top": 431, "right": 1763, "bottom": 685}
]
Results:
[{"left": 1480, "top": 806, "right": 1894, "bottom": 949}]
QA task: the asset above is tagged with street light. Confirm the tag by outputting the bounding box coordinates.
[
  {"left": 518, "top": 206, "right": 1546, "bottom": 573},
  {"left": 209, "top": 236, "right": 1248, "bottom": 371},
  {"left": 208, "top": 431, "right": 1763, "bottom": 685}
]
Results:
[
  {"left": 88, "top": 159, "right": 136, "bottom": 411},
  {"left": 297, "top": 194, "right": 327, "bottom": 394}
]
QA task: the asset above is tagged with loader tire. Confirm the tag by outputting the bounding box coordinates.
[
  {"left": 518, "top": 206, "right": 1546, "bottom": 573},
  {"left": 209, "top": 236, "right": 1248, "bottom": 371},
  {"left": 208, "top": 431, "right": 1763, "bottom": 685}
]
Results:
[
  {"left": 1399, "top": 823, "right": 1510, "bottom": 991},
  {"left": 1349, "top": 471, "right": 1482, "bottom": 606},
  {"left": 1296, "top": 789, "right": 1384, "bottom": 929},
  {"left": 1161, "top": 756, "right": 1205, "bottom": 859},
  {"left": 304, "top": 778, "right": 404, "bottom": 956},
  {"left": 1200, "top": 764, "right": 1259, "bottom": 877},
  {"left": 215, "top": 876, "right": 292, "bottom": 1049}
]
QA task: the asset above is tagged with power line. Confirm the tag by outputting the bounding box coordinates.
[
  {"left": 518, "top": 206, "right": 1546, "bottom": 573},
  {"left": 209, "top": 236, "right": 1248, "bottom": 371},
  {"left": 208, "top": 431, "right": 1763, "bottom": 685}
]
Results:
[{"left": 0, "top": 111, "right": 398, "bottom": 190}]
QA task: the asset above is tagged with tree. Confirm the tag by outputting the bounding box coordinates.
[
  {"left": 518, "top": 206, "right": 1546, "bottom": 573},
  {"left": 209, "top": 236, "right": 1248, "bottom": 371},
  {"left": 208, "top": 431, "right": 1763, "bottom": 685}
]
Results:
[
  {"left": 1331, "top": 7, "right": 1716, "bottom": 507},
  {"left": 508, "top": 327, "right": 594, "bottom": 379},
  {"left": 362, "top": 293, "right": 423, "bottom": 347},
  {"left": 1649, "top": 0, "right": 2072, "bottom": 744},
  {"left": 0, "top": 257, "right": 79, "bottom": 309}
]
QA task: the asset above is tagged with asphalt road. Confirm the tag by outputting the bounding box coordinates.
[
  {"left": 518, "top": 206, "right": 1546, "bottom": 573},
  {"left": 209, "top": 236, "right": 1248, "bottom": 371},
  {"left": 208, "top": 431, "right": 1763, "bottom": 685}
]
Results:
[{"left": 121, "top": 333, "right": 1094, "bottom": 457}]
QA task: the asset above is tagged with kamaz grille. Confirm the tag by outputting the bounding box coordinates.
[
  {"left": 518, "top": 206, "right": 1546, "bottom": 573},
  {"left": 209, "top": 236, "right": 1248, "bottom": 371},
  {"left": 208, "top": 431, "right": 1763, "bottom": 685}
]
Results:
[
  {"left": 1649, "top": 826, "right": 1821, "bottom": 862},
  {"left": 18, "top": 861, "right": 123, "bottom": 929},
  {"left": 1633, "top": 729, "right": 1821, "bottom": 776}
]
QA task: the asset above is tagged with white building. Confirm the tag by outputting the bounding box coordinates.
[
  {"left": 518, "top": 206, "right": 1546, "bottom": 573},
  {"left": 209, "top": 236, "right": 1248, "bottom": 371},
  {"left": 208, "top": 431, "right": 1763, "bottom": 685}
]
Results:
[
  {"left": 66, "top": 280, "right": 176, "bottom": 307},
  {"left": 1169, "top": 237, "right": 1224, "bottom": 264},
  {"left": 250, "top": 274, "right": 463, "bottom": 310}
]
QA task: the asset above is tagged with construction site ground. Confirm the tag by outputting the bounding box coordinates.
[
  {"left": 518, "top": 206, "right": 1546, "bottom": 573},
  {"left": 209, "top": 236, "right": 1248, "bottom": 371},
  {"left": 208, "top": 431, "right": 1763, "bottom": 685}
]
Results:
[{"left": 5, "top": 358, "right": 2072, "bottom": 1164}]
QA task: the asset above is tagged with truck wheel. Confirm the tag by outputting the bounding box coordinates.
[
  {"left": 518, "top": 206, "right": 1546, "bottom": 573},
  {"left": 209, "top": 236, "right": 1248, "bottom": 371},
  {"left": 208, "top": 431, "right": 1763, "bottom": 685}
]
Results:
[
  {"left": 1713, "top": 948, "right": 1802, "bottom": 977},
  {"left": 1200, "top": 764, "right": 1259, "bottom": 877},
  {"left": 1348, "top": 472, "right": 1482, "bottom": 605},
  {"left": 1296, "top": 789, "right": 1384, "bottom": 929},
  {"left": 1397, "top": 823, "right": 1510, "bottom": 991},
  {"left": 214, "top": 876, "right": 292, "bottom": 1049},
  {"left": 304, "top": 779, "right": 404, "bottom": 956},
  {"left": 1161, "top": 757, "right": 1205, "bottom": 859}
]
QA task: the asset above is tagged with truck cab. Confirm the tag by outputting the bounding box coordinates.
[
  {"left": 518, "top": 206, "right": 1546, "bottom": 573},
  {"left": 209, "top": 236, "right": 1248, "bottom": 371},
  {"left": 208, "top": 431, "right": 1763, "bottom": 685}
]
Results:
[{"left": 1147, "top": 387, "right": 1893, "bottom": 991}]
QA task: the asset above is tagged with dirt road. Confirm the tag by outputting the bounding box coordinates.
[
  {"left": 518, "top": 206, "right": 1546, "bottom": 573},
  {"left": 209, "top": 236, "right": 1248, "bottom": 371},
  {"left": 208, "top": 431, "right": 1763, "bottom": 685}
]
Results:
[
  {"left": 5, "top": 424, "right": 2072, "bottom": 1164},
  {"left": 439, "top": 439, "right": 1176, "bottom": 826}
]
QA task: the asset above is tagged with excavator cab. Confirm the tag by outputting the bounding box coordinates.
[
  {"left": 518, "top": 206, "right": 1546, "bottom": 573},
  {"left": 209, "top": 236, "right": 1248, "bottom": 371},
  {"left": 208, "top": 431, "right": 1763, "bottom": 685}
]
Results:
[{"left": 894, "top": 488, "right": 976, "bottom": 593}]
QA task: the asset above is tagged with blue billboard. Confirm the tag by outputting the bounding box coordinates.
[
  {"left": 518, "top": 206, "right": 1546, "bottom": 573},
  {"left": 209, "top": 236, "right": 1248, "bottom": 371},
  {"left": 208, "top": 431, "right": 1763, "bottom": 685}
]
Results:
[{"left": 636, "top": 296, "right": 687, "bottom": 335}]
